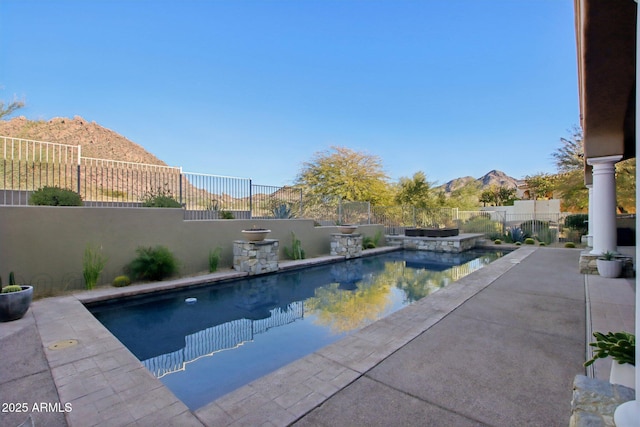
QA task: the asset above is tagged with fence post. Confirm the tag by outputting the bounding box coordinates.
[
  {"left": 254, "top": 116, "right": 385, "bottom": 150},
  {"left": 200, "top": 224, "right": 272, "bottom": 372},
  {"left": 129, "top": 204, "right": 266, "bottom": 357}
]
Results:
[
  {"left": 367, "top": 201, "right": 371, "bottom": 224},
  {"left": 76, "top": 145, "right": 81, "bottom": 195},
  {"left": 179, "top": 167, "right": 183, "bottom": 205},
  {"left": 299, "top": 188, "right": 303, "bottom": 218},
  {"left": 249, "top": 179, "right": 253, "bottom": 219}
]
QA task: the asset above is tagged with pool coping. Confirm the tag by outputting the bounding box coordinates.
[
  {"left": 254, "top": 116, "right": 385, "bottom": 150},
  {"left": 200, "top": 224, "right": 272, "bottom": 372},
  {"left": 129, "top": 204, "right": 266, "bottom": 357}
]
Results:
[{"left": 31, "top": 245, "right": 531, "bottom": 427}]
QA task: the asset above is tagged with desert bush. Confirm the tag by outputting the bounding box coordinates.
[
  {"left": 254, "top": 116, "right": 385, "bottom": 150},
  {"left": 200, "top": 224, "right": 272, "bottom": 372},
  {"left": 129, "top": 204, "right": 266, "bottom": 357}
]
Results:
[
  {"left": 494, "top": 239, "right": 502, "bottom": 245},
  {"left": 362, "top": 230, "right": 383, "bottom": 250},
  {"left": 463, "top": 215, "right": 502, "bottom": 234},
  {"left": 142, "top": 186, "right": 182, "bottom": 208},
  {"left": 127, "top": 245, "right": 178, "bottom": 281},
  {"left": 565, "top": 214, "right": 588, "bottom": 233},
  {"left": 208, "top": 247, "right": 222, "bottom": 272},
  {"left": 524, "top": 238, "right": 536, "bottom": 245},
  {"left": 83, "top": 244, "right": 107, "bottom": 290},
  {"left": 29, "top": 186, "right": 83, "bottom": 206},
  {"left": 220, "top": 210, "right": 235, "bottom": 219},
  {"left": 112, "top": 275, "right": 131, "bottom": 287},
  {"left": 536, "top": 228, "right": 558, "bottom": 245},
  {"left": 520, "top": 220, "right": 549, "bottom": 237},
  {"left": 564, "top": 242, "right": 576, "bottom": 248}
]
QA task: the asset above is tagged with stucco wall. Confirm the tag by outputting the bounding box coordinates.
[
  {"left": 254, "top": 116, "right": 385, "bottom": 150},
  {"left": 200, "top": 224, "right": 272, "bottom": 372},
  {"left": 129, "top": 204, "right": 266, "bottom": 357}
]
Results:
[{"left": 0, "top": 206, "right": 384, "bottom": 297}]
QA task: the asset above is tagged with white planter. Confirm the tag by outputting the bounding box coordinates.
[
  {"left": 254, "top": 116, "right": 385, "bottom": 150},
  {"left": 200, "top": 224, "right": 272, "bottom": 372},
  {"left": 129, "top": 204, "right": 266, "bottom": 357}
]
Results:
[
  {"left": 596, "top": 259, "right": 622, "bottom": 278},
  {"left": 610, "top": 362, "right": 635, "bottom": 389}
]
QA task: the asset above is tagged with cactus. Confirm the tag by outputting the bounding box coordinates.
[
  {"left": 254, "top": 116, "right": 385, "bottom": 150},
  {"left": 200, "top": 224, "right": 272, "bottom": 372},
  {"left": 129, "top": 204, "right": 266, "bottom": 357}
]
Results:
[
  {"left": 9, "top": 272, "right": 15, "bottom": 286},
  {"left": 585, "top": 331, "right": 635, "bottom": 366},
  {"left": 112, "top": 275, "right": 131, "bottom": 288},
  {"left": 284, "top": 232, "right": 305, "bottom": 260},
  {"left": 1, "top": 285, "right": 23, "bottom": 293}
]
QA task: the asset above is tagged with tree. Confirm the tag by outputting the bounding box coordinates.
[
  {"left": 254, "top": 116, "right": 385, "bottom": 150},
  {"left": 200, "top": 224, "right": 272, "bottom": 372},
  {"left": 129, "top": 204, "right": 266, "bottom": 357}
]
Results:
[
  {"left": 525, "top": 173, "right": 556, "bottom": 200},
  {"left": 444, "top": 181, "right": 481, "bottom": 210},
  {"left": 0, "top": 97, "right": 24, "bottom": 120},
  {"left": 552, "top": 125, "right": 584, "bottom": 173},
  {"left": 479, "top": 185, "right": 516, "bottom": 206},
  {"left": 394, "top": 171, "right": 436, "bottom": 208},
  {"left": 295, "top": 146, "right": 393, "bottom": 205},
  {"left": 616, "top": 158, "right": 636, "bottom": 213}
]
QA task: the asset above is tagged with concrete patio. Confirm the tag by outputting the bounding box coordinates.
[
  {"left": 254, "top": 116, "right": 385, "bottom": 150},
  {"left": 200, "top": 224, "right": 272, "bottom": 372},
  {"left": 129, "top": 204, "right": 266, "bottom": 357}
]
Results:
[{"left": 0, "top": 246, "right": 635, "bottom": 426}]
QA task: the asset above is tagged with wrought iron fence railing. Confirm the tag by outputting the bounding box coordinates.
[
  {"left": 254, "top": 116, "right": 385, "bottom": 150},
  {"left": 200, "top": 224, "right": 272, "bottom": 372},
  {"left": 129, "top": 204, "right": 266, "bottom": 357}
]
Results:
[{"left": 0, "top": 135, "right": 575, "bottom": 241}]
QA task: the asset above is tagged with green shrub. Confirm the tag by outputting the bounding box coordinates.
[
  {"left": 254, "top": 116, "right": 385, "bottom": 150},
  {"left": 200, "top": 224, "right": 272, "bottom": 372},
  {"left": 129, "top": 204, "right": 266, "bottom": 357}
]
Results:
[
  {"left": 208, "top": 247, "right": 222, "bottom": 272},
  {"left": 127, "top": 245, "right": 178, "bottom": 281},
  {"left": 520, "top": 220, "right": 549, "bottom": 237},
  {"left": 1, "top": 285, "right": 22, "bottom": 293},
  {"left": 539, "top": 242, "right": 546, "bottom": 246},
  {"left": 83, "top": 244, "right": 107, "bottom": 290},
  {"left": 536, "top": 228, "right": 557, "bottom": 245},
  {"left": 564, "top": 242, "right": 576, "bottom": 248},
  {"left": 362, "top": 230, "right": 383, "bottom": 250},
  {"left": 515, "top": 241, "right": 522, "bottom": 246},
  {"left": 565, "top": 214, "right": 588, "bottom": 233},
  {"left": 142, "top": 195, "right": 182, "bottom": 208},
  {"left": 112, "top": 275, "right": 131, "bottom": 287},
  {"left": 29, "top": 186, "right": 83, "bottom": 206},
  {"left": 494, "top": 239, "right": 502, "bottom": 245},
  {"left": 524, "top": 238, "right": 536, "bottom": 245},
  {"left": 220, "top": 210, "right": 235, "bottom": 219},
  {"left": 463, "top": 215, "right": 502, "bottom": 234}
]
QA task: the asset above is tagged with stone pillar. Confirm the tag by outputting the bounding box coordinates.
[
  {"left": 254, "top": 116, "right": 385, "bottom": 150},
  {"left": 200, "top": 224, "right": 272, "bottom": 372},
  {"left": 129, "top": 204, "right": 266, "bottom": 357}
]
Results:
[
  {"left": 587, "top": 155, "right": 622, "bottom": 255},
  {"left": 330, "top": 233, "right": 362, "bottom": 259},
  {"left": 586, "top": 184, "right": 594, "bottom": 247},
  {"left": 233, "top": 239, "right": 279, "bottom": 275}
]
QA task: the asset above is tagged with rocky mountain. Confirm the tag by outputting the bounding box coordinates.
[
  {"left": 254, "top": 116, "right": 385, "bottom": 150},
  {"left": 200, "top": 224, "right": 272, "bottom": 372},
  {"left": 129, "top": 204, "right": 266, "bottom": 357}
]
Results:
[
  {"left": 440, "top": 170, "right": 519, "bottom": 194},
  {"left": 0, "top": 116, "right": 166, "bottom": 166}
]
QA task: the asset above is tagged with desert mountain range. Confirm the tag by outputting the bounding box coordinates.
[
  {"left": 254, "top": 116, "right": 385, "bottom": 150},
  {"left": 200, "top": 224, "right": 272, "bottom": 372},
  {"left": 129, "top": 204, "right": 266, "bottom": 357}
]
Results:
[{"left": 0, "top": 116, "right": 519, "bottom": 191}]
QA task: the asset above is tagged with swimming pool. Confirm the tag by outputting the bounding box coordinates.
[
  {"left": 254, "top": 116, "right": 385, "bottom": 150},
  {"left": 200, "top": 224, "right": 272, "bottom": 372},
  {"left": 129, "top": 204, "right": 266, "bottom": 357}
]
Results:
[{"left": 89, "top": 249, "right": 505, "bottom": 410}]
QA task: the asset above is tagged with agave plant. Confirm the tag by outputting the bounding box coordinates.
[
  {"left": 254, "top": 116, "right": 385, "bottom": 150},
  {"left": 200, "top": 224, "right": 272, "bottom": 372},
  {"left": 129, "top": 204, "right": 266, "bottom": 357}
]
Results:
[
  {"left": 272, "top": 203, "right": 293, "bottom": 219},
  {"left": 506, "top": 226, "right": 526, "bottom": 243}
]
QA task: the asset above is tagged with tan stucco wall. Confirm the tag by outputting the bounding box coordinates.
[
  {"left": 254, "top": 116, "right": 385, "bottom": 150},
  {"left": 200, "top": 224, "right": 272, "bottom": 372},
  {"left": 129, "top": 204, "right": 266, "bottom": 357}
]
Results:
[{"left": 0, "top": 206, "right": 384, "bottom": 297}]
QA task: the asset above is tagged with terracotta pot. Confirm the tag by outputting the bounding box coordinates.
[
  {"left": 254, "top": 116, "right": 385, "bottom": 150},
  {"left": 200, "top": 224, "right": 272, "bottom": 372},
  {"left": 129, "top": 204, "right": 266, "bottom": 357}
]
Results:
[{"left": 338, "top": 225, "right": 358, "bottom": 234}]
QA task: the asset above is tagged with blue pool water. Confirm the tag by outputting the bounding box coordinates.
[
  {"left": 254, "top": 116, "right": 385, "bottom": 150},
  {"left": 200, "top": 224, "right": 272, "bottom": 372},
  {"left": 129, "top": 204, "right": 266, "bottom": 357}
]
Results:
[{"left": 89, "top": 249, "right": 505, "bottom": 410}]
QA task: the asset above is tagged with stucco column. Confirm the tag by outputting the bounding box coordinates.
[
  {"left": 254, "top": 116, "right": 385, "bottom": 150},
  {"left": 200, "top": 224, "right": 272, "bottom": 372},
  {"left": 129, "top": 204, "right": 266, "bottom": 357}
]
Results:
[
  {"left": 587, "top": 155, "right": 622, "bottom": 255},
  {"left": 586, "top": 184, "right": 593, "bottom": 247}
]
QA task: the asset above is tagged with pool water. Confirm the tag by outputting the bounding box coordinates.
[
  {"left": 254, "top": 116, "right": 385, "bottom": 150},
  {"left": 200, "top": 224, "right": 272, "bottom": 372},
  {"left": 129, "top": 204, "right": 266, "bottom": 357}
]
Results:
[{"left": 89, "top": 249, "right": 505, "bottom": 410}]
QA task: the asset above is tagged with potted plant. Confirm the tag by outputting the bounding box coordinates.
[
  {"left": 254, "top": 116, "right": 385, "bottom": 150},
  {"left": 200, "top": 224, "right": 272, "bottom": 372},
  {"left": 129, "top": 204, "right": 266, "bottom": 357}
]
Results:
[
  {"left": 241, "top": 225, "right": 271, "bottom": 242},
  {"left": 0, "top": 272, "right": 34, "bottom": 322},
  {"left": 585, "top": 331, "right": 635, "bottom": 389},
  {"left": 596, "top": 251, "right": 623, "bottom": 278}
]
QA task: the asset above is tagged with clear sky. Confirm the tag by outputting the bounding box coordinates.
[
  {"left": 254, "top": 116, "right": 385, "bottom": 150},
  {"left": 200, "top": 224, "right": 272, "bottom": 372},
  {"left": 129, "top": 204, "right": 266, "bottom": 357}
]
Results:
[{"left": 1, "top": 0, "right": 579, "bottom": 187}]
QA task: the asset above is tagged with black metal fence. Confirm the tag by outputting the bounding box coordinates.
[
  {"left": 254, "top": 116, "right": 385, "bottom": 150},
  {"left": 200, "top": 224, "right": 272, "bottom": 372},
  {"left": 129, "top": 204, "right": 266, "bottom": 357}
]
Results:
[{"left": 0, "top": 135, "right": 576, "bottom": 243}]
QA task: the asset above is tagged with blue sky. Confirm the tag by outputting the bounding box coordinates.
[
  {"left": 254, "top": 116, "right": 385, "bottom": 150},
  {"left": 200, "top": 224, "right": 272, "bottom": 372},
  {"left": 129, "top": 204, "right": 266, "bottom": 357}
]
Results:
[{"left": 1, "top": 0, "right": 578, "bottom": 187}]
